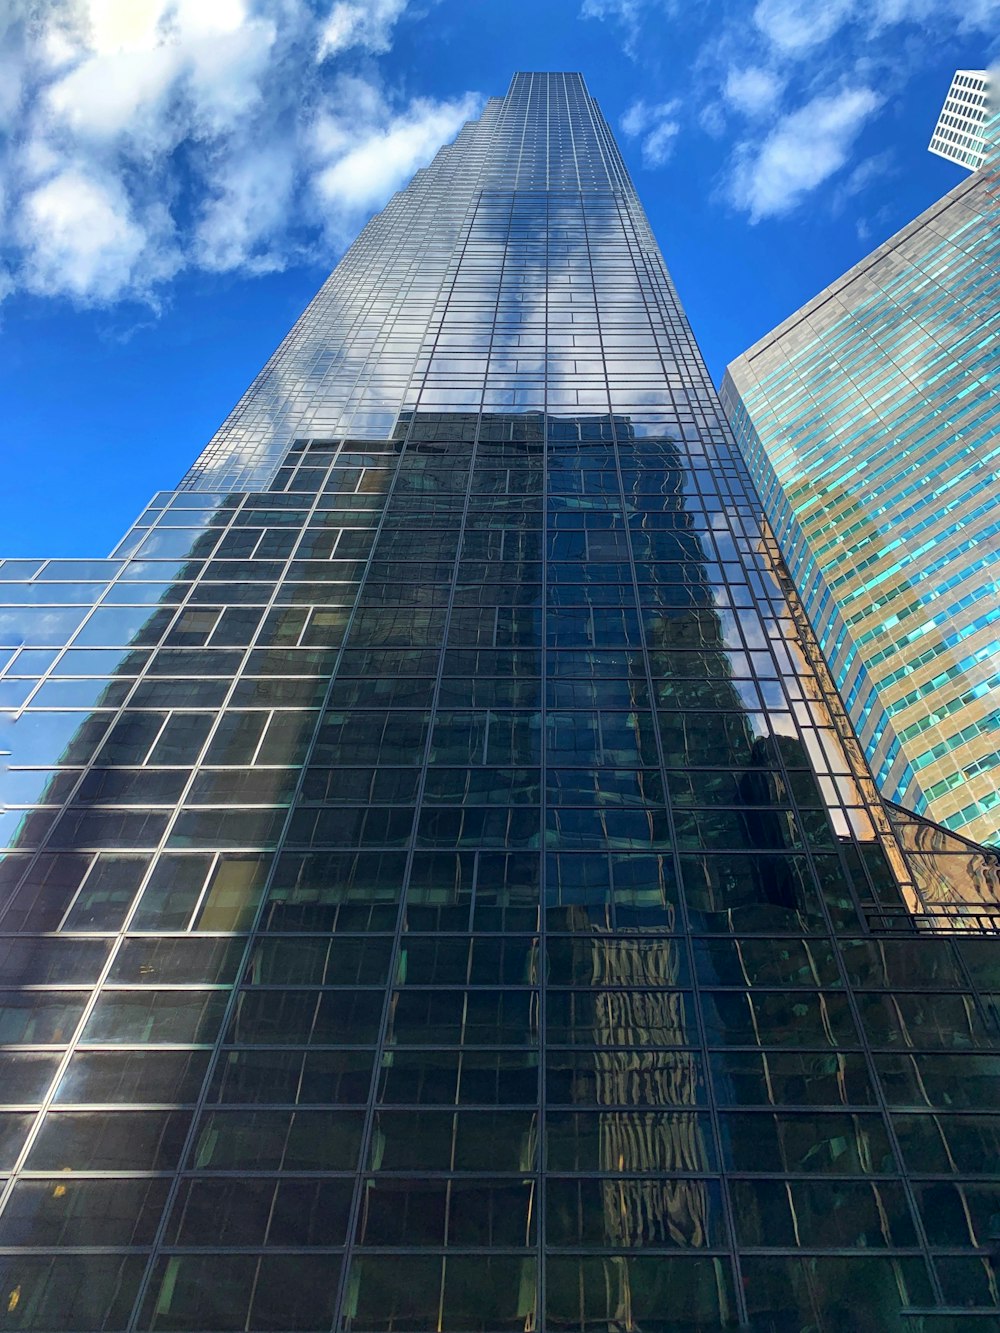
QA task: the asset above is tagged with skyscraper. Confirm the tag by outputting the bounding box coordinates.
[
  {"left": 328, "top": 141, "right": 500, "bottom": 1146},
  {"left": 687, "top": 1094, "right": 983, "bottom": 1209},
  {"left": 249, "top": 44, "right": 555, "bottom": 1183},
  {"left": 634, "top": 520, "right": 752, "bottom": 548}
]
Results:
[
  {"left": 1, "top": 72, "right": 999, "bottom": 1333},
  {"left": 929, "top": 69, "right": 992, "bottom": 171},
  {"left": 721, "top": 95, "right": 1000, "bottom": 849}
]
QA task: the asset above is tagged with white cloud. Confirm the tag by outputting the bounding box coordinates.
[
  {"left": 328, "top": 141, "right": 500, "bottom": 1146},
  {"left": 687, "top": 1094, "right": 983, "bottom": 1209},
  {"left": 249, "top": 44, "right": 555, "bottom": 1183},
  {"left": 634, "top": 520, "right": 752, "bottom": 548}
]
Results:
[
  {"left": 864, "top": 0, "right": 1000, "bottom": 31},
  {"left": 306, "top": 82, "right": 480, "bottom": 250},
  {"left": 620, "top": 98, "right": 681, "bottom": 168},
  {"left": 318, "top": 0, "right": 409, "bottom": 58},
  {"left": 728, "top": 86, "right": 883, "bottom": 221},
  {"left": 193, "top": 147, "right": 296, "bottom": 274},
  {"left": 620, "top": 100, "right": 652, "bottom": 138},
  {"left": 698, "top": 101, "right": 727, "bottom": 138},
  {"left": 0, "top": 0, "right": 478, "bottom": 308},
  {"left": 580, "top": 0, "right": 647, "bottom": 21},
  {"left": 752, "top": 0, "right": 855, "bottom": 54},
  {"left": 45, "top": 44, "right": 183, "bottom": 145},
  {"left": 81, "top": 0, "right": 171, "bottom": 55},
  {"left": 315, "top": 95, "right": 479, "bottom": 214},
  {"left": 642, "top": 119, "right": 681, "bottom": 167},
  {"left": 592, "top": 0, "right": 1000, "bottom": 203},
  {"left": 181, "top": 10, "right": 278, "bottom": 138},
  {"left": 957, "top": 0, "right": 1000, "bottom": 31},
  {"left": 15, "top": 167, "right": 179, "bottom": 303},
  {"left": 724, "top": 65, "right": 784, "bottom": 116},
  {"left": 753, "top": 0, "right": 1000, "bottom": 53},
  {"left": 41, "top": 0, "right": 277, "bottom": 148},
  {"left": 698, "top": 0, "right": 1000, "bottom": 224},
  {"left": 833, "top": 150, "right": 894, "bottom": 206},
  {"left": 0, "top": 11, "right": 30, "bottom": 132},
  {"left": 580, "top": 0, "right": 679, "bottom": 58}
]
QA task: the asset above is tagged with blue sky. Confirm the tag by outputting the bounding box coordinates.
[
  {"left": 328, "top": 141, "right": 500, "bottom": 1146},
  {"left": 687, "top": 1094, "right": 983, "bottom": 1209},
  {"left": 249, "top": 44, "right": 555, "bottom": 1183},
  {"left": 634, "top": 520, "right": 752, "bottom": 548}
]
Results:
[{"left": 1, "top": 0, "right": 996, "bottom": 556}]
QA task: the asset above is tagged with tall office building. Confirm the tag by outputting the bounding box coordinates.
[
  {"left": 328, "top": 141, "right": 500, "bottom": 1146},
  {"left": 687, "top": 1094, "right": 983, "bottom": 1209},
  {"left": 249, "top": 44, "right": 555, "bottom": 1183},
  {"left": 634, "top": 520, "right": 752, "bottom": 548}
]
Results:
[
  {"left": 929, "top": 69, "right": 992, "bottom": 171},
  {"left": 1, "top": 72, "right": 1000, "bottom": 1333},
  {"left": 721, "top": 100, "right": 1000, "bottom": 849}
]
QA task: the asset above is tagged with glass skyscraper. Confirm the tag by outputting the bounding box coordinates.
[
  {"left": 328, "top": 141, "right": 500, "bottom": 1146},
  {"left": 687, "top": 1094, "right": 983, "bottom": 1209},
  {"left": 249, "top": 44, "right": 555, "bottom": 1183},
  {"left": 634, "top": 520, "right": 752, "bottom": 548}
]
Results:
[
  {"left": 1, "top": 71, "right": 1000, "bottom": 1333},
  {"left": 721, "top": 121, "right": 1000, "bottom": 848}
]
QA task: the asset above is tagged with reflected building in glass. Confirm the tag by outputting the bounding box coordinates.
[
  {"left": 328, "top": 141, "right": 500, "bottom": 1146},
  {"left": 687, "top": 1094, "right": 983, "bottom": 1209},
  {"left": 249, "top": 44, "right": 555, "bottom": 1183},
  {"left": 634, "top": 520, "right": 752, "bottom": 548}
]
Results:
[
  {"left": 2, "top": 71, "right": 1000, "bottom": 1333},
  {"left": 721, "top": 110, "right": 1000, "bottom": 849}
]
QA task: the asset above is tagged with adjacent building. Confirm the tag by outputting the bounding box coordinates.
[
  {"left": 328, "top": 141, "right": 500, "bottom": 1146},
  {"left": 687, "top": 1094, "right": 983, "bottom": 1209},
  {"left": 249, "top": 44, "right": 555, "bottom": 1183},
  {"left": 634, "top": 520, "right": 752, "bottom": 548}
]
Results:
[
  {"left": 722, "top": 91, "right": 1000, "bottom": 848},
  {"left": 929, "top": 69, "right": 992, "bottom": 171},
  {"left": 2, "top": 72, "right": 1000, "bottom": 1333}
]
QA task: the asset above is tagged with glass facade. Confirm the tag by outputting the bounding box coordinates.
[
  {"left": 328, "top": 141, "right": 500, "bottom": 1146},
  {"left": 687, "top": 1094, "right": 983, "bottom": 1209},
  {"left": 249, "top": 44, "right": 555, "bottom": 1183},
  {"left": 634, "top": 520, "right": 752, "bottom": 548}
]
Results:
[
  {"left": 722, "top": 139, "right": 1000, "bottom": 847},
  {"left": 1, "top": 71, "right": 999, "bottom": 1332}
]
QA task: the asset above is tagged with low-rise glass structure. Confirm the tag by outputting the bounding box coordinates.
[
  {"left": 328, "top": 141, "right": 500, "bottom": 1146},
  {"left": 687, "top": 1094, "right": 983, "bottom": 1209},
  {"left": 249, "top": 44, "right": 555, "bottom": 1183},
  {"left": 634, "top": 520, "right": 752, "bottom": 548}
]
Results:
[{"left": 1, "top": 72, "right": 999, "bottom": 1332}]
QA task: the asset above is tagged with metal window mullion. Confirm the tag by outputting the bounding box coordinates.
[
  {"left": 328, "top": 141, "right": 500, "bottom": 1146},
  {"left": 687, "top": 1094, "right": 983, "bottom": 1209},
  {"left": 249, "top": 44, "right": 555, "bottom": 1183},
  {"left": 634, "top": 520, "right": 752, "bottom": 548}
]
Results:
[
  {"left": 584, "top": 200, "right": 751, "bottom": 1327},
  {"left": 330, "top": 198, "right": 502, "bottom": 1332},
  {"left": 117, "top": 448, "right": 413, "bottom": 1329}
]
